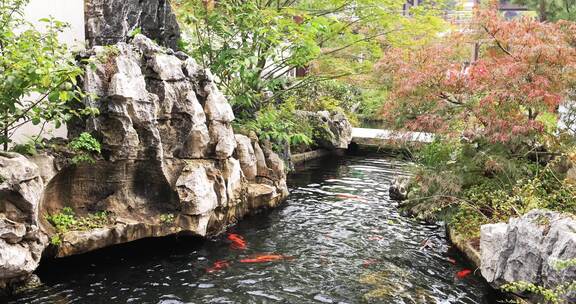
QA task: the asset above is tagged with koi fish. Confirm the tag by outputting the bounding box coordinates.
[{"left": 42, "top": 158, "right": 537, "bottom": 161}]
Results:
[
  {"left": 456, "top": 269, "right": 472, "bottom": 279},
  {"left": 239, "top": 254, "right": 292, "bottom": 263},
  {"left": 206, "top": 260, "right": 230, "bottom": 273},
  {"left": 447, "top": 257, "right": 457, "bottom": 265},
  {"left": 227, "top": 233, "right": 247, "bottom": 250},
  {"left": 368, "top": 235, "right": 384, "bottom": 241},
  {"left": 362, "top": 259, "right": 378, "bottom": 268},
  {"left": 419, "top": 237, "right": 433, "bottom": 251},
  {"left": 334, "top": 193, "right": 369, "bottom": 202}
]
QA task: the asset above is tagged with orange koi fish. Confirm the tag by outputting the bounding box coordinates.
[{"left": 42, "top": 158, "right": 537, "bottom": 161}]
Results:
[
  {"left": 239, "top": 254, "right": 292, "bottom": 263},
  {"left": 334, "top": 193, "right": 369, "bottom": 202},
  {"left": 456, "top": 269, "right": 472, "bottom": 279},
  {"left": 206, "top": 260, "right": 230, "bottom": 273},
  {"left": 227, "top": 233, "right": 247, "bottom": 250}
]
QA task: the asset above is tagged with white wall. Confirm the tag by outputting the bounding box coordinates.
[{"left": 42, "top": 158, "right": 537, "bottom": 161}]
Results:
[
  {"left": 23, "top": 0, "right": 85, "bottom": 48},
  {"left": 13, "top": 0, "right": 86, "bottom": 144}
]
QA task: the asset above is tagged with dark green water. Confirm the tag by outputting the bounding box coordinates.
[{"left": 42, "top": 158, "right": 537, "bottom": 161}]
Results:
[{"left": 3, "top": 154, "right": 501, "bottom": 304}]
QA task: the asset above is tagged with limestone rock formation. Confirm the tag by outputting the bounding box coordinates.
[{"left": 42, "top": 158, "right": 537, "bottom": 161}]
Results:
[
  {"left": 0, "top": 34, "right": 288, "bottom": 288},
  {"left": 389, "top": 176, "right": 410, "bottom": 201},
  {"left": 480, "top": 210, "right": 576, "bottom": 302},
  {"left": 85, "top": 0, "right": 181, "bottom": 49},
  {"left": 295, "top": 110, "right": 353, "bottom": 150},
  {"left": 0, "top": 153, "right": 48, "bottom": 289}
]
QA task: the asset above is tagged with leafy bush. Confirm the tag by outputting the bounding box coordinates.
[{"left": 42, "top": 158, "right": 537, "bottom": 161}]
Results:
[
  {"left": 402, "top": 137, "right": 576, "bottom": 230},
  {"left": 236, "top": 100, "right": 314, "bottom": 152},
  {"left": 11, "top": 141, "right": 37, "bottom": 156},
  {"left": 68, "top": 132, "right": 101, "bottom": 164}
]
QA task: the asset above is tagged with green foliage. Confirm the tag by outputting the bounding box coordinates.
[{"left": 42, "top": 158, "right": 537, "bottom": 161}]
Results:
[
  {"left": 68, "top": 132, "right": 101, "bottom": 164},
  {"left": 554, "top": 258, "right": 576, "bottom": 270},
  {"left": 50, "top": 235, "right": 62, "bottom": 246},
  {"left": 128, "top": 27, "right": 142, "bottom": 38},
  {"left": 404, "top": 138, "right": 576, "bottom": 231},
  {"left": 46, "top": 207, "right": 112, "bottom": 234},
  {"left": 357, "top": 88, "right": 389, "bottom": 119},
  {"left": 46, "top": 207, "right": 76, "bottom": 233},
  {"left": 160, "top": 214, "right": 175, "bottom": 224},
  {"left": 512, "top": 0, "right": 576, "bottom": 21},
  {"left": 237, "top": 100, "right": 314, "bottom": 152},
  {"left": 10, "top": 141, "right": 37, "bottom": 156},
  {"left": 0, "top": 0, "right": 97, "bottom": 150},
  {"left": 174, "top": 0, "right": 447, "bottom": 118},
  {"left": 501, "top": 259, "right": 576, "bottom": 303},
  {"left": 502, "top": 280, "right": 576, "bottom": 304},
  {"left": 280, "top": 79, "right": 362, "bottom": 124}
]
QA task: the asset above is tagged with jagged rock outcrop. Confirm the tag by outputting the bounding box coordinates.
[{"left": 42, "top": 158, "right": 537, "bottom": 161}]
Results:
[
  {"left": 0, "top": 34, "right": 288, "bottom": 288},
  {"left": 0, "top": 153, "right": 48, "bottom": 289},
  {"left": 85, "top": 0, "right": 181, "bottom": 49},
  {"left": 389, "top": 176, "right": 410, "bottom": 201},
  {"left": 295, "top": 110, "right": 353, "bottom": 150},
  {"left": 480, "top": 210, "right": 576, "bottom": 302}
]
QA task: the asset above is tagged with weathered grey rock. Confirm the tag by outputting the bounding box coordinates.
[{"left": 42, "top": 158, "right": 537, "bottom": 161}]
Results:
[
  {"left": 209, "top": 122, "right": 237, "bottom": 160},
  {"left": 480, "top": 210, "right": 576, "bottom": 302},
  {"left": 85, "top": 0, "right": 180, "bottom": 49},
  {"left": 148, "top": 54, "right": 186, "bottom": 81},
  {"left": 223, "top": 158, "right": 244, "bottom": 204},
  {"left": 235, "top": 135, "right": 257, "bottom": 181},
  {"left": 0, "top": 153, "right": 48, "bottom": 288},
  {"left": 389, "top": 176, "right": 410, "bottom": 201},
  {"left": 28, "top": 153, "right": 57, "bottom": 185},
  {"left": 204, "top": 84, "right": 235, "bottom": 123},
  {"left": 253, "top": 140, "right": 269, "bottom": 178},
  {"left": 176, "top": 162, "right": 219, "bottom": 215},
  {"left": 295, "top": 110, "right": 353, "bottom": 150}
]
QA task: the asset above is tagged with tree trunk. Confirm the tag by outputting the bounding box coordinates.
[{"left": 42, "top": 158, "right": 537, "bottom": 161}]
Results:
[{"left": 539, "top": 0, "right": 547, "bottom": 22}]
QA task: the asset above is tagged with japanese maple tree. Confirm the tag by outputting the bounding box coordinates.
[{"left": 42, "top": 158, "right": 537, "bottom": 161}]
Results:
[{"left": 378, "top": 4, "right": 576, "bottom": 144}]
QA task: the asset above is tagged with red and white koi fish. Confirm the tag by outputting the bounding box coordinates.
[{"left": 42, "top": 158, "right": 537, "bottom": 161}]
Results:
[
  {"left": 368, "top": 235, "right": 384, "bottom": 241},
  {"left": 227, "top": 233, "right": 247, "bottom": 250},
  {"left": 206, "top": 260, "right": 230, "bottom": 273},
  {"left": 239, "top": 254, "right": 293, "bottom": 263},
  {"left": 456, "top": 269, "right": 472, "bottom": 279},
  {"left": 362, "top": 259, "right": 379, "bottom": 268}
]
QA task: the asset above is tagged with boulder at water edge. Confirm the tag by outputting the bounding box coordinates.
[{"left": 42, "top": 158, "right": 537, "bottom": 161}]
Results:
[{"left": 480, "top": 209, "right": 576, "bottom": 302}]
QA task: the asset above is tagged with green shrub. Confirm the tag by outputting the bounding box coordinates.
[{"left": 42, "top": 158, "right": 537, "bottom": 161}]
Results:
[
  {"left": 69, "top": 132, "right": 101, "bottom": 164},
  {"left": 236, "top": 100, "right": 314, "bottom": 153},
  {"left": 11, "top": 141, "right": 37, "bottom": 156}
]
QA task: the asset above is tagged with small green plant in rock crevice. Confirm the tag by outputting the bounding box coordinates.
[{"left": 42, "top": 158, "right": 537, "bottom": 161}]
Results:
[
  {"left": 68, "top": 132, "right": 101, "bottom": 164},
  {"left": 50, "top": 235, "right": 62, "bottom": 246},
  {"left": 46, "top": 207, "right": 113, "bottom": 246},
  {"left": 160, "top": 214, "right": 175, "bottom": 224}
]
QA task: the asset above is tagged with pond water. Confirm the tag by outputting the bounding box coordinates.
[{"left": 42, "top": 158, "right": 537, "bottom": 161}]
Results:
[{"left": 4, "top": 153, "right": 502, "bottom": 304}]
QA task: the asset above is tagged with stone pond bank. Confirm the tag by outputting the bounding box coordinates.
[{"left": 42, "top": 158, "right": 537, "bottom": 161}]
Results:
[{"left": 390, "top": 179, "right": 576, "bottom": 303}]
